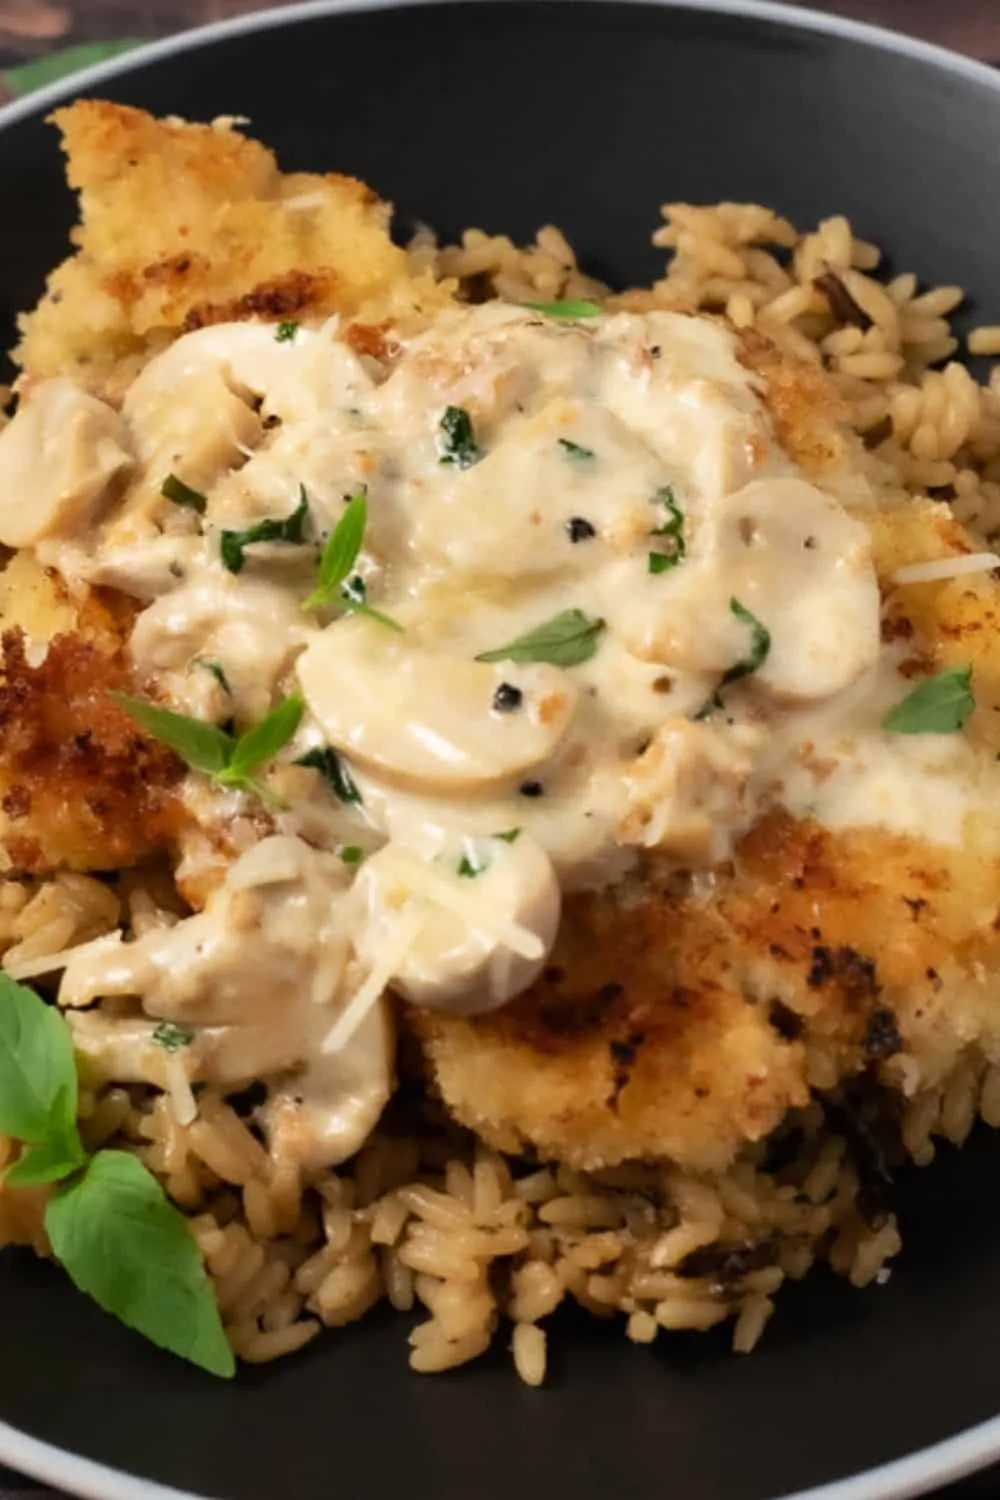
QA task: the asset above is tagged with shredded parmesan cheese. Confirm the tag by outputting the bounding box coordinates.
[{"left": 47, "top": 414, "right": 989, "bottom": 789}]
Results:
[
  {"left": 321, "top": 906, "right": 425, "bottom": 1056},
  {"left": 892, "top": 553, "right": 1000, "bottom": 586}
]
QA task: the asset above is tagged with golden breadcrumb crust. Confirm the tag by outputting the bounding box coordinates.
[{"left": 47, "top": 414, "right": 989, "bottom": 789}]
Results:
[
  {"left": 409, "top": 501, "right": 1000, "bottom": 1172},
  {"left": 15, "top": 101, "right": 451, "bottom": 392}
]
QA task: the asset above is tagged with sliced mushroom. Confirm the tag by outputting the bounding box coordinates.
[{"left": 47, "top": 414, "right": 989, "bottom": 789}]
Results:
[
  {"left": 131, "top": 575, "right": 317, "bottom": 720},
  {"left": 352, "top": 834, "right": 561, "bottom": 1014},
  {"left": 296, "top": 616, "right": 578, "bottom": 794},
  {"left": 0, "top": 378, "right": 134, "bottom": 547},
  {"left": 123, "top": 364, "right": 263, "bottom": 495},
  {"left": 621, "top": 477, "right": 880, "bottom": 703}
]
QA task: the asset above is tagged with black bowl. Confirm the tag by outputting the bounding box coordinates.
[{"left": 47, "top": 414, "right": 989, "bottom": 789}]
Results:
[{"left": 2, "top": 4, "right": 1000, "bottom": 1498}]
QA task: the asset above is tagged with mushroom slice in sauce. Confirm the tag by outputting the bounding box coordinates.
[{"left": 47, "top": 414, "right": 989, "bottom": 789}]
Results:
[
  {"left": 0, "top": 378, "right": 134, "bottom": 547},
  {"left": 297, "top": 615, "right": 579, "bottom": 794},
  {"left": 621, "top": 476, "right": 880, "bottom": 703},
  {"left": 351, "top": 834, "right": 561, "bottom": 1014}
]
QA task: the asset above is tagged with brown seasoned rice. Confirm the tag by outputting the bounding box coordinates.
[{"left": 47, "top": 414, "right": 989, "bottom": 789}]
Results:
[{"left": 3, "top": 198, "right": 1000, "bottom": 1382}]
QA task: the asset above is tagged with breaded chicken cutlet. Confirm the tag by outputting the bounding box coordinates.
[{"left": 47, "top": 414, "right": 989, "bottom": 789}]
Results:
[{"left": 1, "top": 101, "right": 999, "bottom": 1378}]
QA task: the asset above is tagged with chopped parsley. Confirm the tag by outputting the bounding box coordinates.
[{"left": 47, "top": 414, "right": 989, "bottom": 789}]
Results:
[
  {"left": 296, "top": 745, "right": 362, "bottom": 805},
  {"left": 339, "top": 845, "right": 365, "bottom": 866},
  {"left": 152, "top": 1021, "right": 194, "bottom": 1053},
  {"left": 304, "top": 488, "right": 366, "bottom": 610},
  {"left": 648, "top": 485, "right": 686, "bottom": 574},
  {"left": 302, "top": 488, "right": 402, "bottom": 629},
  {"left": 476, "top": 609, "right": 605, "bottom": 668},
  {"left": 438, "top": 406, "right": 481, "bottom": 469},
  {"left": 721, "top": 598, "right": 771, "bottom": 686},
  {"left": 522, "top": 300, "right": 602, "bottom": 320},
  {"left": 882, "top": 665, "right": 975, "bottom": 734},
  {"left": 494, "top": 828, "right": 522, "bottom": 843},
  {"left": 559, "top": 438, "right": 595, "bottom": 461},
  {"left": 196, "top": 658, "right": 231, "bottom": 694},
  {"left": 220, "top": 486, "right": 310, "bottom": 574},
  {"left": 274, "top": 321, "right": 300, "bottom": 343},
  {"left": 457, "top": 851, "right": 488, "bottom": 878},
  {"left": 340, "top": 573, "right": 404, "bottom": 633},
  {"left": 160, "top": 473, "right": 207, "bottom": 515}
]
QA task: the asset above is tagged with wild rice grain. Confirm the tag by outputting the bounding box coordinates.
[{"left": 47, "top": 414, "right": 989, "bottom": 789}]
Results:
[{"left": 512, "top": 1323, "right": 547, "bottom": 1387}]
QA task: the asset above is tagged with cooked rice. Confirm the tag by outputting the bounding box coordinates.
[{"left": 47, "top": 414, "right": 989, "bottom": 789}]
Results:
[{"left": 4, "top": 198, "right": 1000, "bottom": 1381}]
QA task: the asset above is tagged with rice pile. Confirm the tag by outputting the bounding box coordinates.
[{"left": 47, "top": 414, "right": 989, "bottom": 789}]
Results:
[{"left": 4, "top": 201, "right": 1000, "bottom": 1383}]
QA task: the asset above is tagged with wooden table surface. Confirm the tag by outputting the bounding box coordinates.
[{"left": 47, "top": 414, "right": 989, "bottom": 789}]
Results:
[{"left": 0, "top": 0, "right": 998, "bottom": 1496}]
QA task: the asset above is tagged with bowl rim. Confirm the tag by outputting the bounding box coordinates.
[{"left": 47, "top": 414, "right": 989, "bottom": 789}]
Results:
[{"left": 1, "top": 2, "right": 999, "bottom": 1497}]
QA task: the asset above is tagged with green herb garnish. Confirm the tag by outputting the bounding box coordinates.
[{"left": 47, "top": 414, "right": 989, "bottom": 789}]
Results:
[
  {"left": 882, "top": 665, "right": 975, "bottom": 735},
  {"left": 296, "top": 746, "right": 363, "bottom": 805},
  {"left": 648, "top": 485, "right": 686, "bottom": 574},
  {"left": 152, "top": 1021, "right": 194, "bottom": 1053},
  {"left": 494, "top": 828, "right": 522, "bottom": 843},
  {"left": 457, "top": 851, "right": 488, "bottom": 878},
  {"left": 475, "top": 609, "right": 605, "bottom": 668},
  {"left": 220, "top": 486, "right": 310, "bottom": 574},
  {"left": 522, "top": 300, "right": 602, "bottom": 320},
  {"left": 559, "top": 438, "right": 595, "bottom": 461},
  {"left": 339, "top": 845, "right": 364, "bottom": 866},
  {"left": 0, "top": 975, "right": 232, "bottom": 1377},
  {"left": 161, "top": 474, "right": 207, "bottom": 515},
  {"left": 305, "top": 489, "right": 367, "bottom": 609},
  {"left": 113, "top": 692, "right": 303, "bottom": 805},
  {"left": 476, "top": 609, "right": 605, "bottom": 669},
  {"left": 340, "top": 574, "right": 404, "bottom": 633},
  {"left": 438, "top": 406, "right": 481, "bottom": 469},
  {"left": 197, "top": 659, "right": 231, "bottom": 695},
  {"left": 721, "top": 598, "right": 771, "bottom": 686},
  {"left": 275, "top": 321, "right": 300, "bottom": 343}
]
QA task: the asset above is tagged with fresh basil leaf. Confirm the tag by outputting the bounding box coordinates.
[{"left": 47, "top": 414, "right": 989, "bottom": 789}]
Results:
[
  {"left": 161, "top": 474, "right": 207, "bottom": 515},
  {"left": 522, "top": 300, "right": 602, "bottom": 320},
  {"left": 304, "top": 490, "right": 368, "bottom": 610},
  {"left": 45, "top": 1151, "right": 235, "bottom": 1378},
  {"left": 494, "top": 828, "right": 522, "bottom": 843},
  {"left": 5, "top": 1125, "right": 86, "bottom": 1189},
  {"left": 0, "top": 976, "right": 81, "bottom": 1148},
  {"left": 220, "top": 487, "right": 310, "bottom": 574},
  {"left": 721, "top": 598, "right": 771, "bottom": 686},
  {"left": 296, "top": 746, "right": 363, "bottom": 805},
  {"left": 339, "top": 574, "right": 404, "bottom": 633},
  {"left": 438, "top": 406, "right": 481, "bottom": 469},
  {"left": 221, "top": 694, "right": 305, "bottom": 785},
  {"left": 274, "top": 321, "right": 299, "bottom": 344},
  {"left": 882, "top": 665, "right": 975, "bottom": 735},
  {"left": 475, "top": 609, "right": 605, "bottom": 668},
  {"left": 339, "top": 845, "right": 364, "bottom": 866},
  {"left": 152, "top": 1022, "right": 194, "bottom": 1053},
  {"left": 558, "top": 439, "right": 595, "bottom": 461},
  {"left": 112, "top": 694, "right": 235, "bottom": 778}
]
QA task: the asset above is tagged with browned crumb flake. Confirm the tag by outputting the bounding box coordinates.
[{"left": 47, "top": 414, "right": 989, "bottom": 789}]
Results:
[{"left": 0, "top": 604, "right": 184, "bottom": 874}]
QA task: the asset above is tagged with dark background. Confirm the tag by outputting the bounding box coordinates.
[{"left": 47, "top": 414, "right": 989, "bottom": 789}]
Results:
[{"left": 0, "top": 0, "right": 998, "bottom": 1496}]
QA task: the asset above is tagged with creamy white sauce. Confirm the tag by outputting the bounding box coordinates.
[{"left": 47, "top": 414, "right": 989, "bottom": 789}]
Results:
[{"left": 7, "top": 300, "right": 984, "bottom": 1169}]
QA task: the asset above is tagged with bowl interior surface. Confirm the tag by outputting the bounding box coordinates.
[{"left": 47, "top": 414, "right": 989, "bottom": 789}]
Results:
[{"left": 0, "top": 5, "right": 999, "bottom": 1498}]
